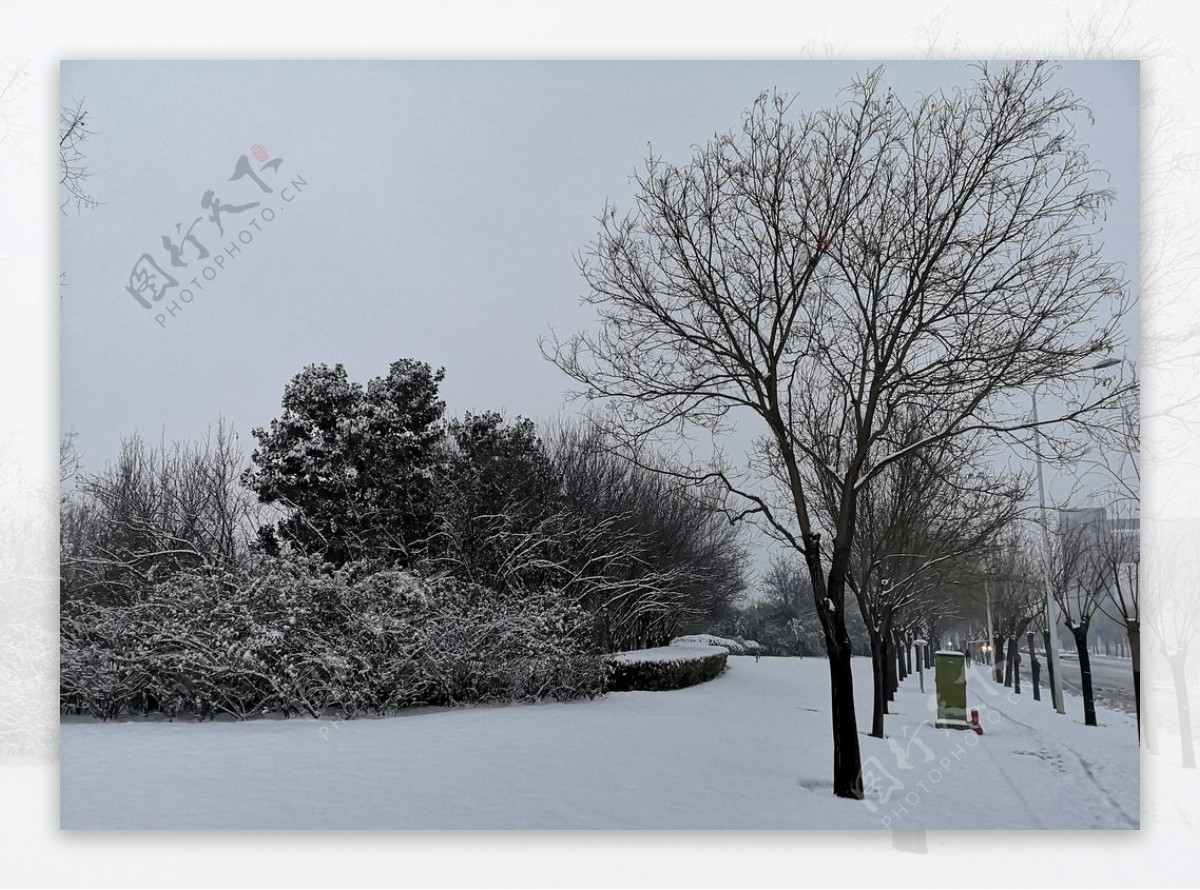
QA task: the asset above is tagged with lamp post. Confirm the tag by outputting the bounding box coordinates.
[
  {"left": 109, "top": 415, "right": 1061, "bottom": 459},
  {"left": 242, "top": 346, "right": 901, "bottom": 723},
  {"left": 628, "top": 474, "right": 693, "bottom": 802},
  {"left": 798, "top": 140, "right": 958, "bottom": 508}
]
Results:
[{"left": 1032, "top": 356, "right": 1120, "bottom": 716}]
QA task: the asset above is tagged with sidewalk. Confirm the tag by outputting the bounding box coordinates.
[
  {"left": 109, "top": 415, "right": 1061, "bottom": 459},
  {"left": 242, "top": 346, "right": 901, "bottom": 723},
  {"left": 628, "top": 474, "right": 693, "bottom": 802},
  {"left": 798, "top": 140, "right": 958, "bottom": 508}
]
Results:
[{"left": 857, "top": 660, "right": 1139, "bottom": 828}]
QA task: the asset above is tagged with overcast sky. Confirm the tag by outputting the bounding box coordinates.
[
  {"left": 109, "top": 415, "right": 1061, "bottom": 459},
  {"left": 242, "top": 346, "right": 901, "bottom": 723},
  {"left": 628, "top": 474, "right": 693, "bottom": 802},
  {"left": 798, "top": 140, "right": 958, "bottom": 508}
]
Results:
[{"left": 60, "top": 60, "right": 1139, "bottom": 544}]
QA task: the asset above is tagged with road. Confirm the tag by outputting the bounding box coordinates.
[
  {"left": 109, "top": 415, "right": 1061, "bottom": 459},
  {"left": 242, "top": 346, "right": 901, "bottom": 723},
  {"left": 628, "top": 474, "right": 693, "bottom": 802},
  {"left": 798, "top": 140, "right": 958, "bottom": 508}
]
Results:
[
  {"left": 1013, "top": 652, "right": 1137, "bottom": 715},
  {"left": 1010, "top": 651, "right": 1200, "bottom": 736}
]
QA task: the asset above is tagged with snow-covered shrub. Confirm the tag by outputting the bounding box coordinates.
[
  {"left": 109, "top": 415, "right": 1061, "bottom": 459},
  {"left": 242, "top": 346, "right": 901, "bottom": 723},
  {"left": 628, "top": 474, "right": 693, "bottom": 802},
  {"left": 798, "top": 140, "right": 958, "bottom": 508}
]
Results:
[
  {"left": 383, "top": 573, "right": 606, "bottom": 708},
  {"left": 669, "top": 633, "right": 759, "bottom": 656},
  {"left": 60, "top": 555, "right": 605, "bottom": 720},
  {"left": 604, "top": 645, "right": 728, "bottom": 692}
]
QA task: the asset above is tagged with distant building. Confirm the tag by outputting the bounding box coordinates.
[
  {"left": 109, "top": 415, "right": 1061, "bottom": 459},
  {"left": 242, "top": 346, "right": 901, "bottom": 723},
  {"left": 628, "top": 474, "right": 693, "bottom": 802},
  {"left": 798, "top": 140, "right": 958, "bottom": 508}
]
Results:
[{"left": 1058, "top": 505, "right": 1140, "bottom": 554}]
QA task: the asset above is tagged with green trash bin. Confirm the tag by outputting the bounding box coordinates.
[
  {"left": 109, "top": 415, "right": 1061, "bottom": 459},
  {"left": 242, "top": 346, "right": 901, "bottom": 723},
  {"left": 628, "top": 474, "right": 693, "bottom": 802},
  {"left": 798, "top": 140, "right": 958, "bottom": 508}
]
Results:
[{"left": 935, "top": 650, "right": 969, "bottom": 730}]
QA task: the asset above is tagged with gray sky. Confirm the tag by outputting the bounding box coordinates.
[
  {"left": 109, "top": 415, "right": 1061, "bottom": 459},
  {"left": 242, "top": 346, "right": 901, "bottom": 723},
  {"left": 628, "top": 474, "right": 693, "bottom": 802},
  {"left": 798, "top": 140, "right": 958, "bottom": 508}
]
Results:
[{"left": 60, "top": 60, "right": 1139, "bottom": 543}]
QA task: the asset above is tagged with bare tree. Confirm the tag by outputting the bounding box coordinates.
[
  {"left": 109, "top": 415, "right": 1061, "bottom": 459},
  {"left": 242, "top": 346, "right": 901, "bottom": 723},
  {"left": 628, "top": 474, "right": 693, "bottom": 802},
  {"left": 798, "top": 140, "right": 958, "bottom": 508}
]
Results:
[
  {"left": 60, "top": 422, "right": 259, "bottom": 605},
  {"left": 986, "top": 539, "right": 1042, "bottom": 696},
  {"left": 60, "top": 98, "right": 100, "bottom": 214},
  {"left": 1085, "top": 370, "right": 1140, "bottom": 504},
  {"left": 830, "top": 423, "right": 1024, "bottom": 737},
  {"left": 754, "top": 555, "right": 826, "bottom": 656},
  {"left": 549, "top": 62, "right": 1130, "bottom": 797},
  {"left": 1094, "top": 503, "right": 1141, "bottom": 735},
  {"left": 1083, "top": 373, "right": 1142, "bottom": 734},
  {"left": 60, "top": 433, "right": 81, "bottom": 488},
  {"left": 1048, "top": 514, "right": 1107, "bottom": 726},
  {"left": 1020, "top": 576, "right": 1049, "bottom": 702},
  {"left": 545, "top": 423, "right": 746, "bottom": 651}
]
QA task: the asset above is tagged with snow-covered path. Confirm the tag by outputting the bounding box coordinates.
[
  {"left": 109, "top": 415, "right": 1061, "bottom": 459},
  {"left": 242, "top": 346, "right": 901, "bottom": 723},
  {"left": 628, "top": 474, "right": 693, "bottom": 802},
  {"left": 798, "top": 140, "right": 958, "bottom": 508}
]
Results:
[
  {"left": 59, "top": 656, "right": 1138, "bottom": 829},
  {"left": 959, "top": 677, "right": 1138, "bottom": 829}
]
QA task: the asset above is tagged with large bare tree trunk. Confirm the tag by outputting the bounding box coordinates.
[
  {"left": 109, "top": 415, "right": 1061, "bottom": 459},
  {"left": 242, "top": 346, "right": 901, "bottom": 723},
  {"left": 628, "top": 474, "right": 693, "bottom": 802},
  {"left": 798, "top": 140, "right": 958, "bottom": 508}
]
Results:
[
  {"left": 828, "top": 641, "right": 863, "bottom": 796},
  {"left": 1027, "top": 631, "right": 1040, "bottom": 701},
  {"left": 885, "top": 633, "right": 898, "bottom": 702},
  {"left": 808, "top": 554, "right": 863, "bottom": 799},
  {"left": 1042, "top": 629, "right": 1058, "bottom": 709},
  {"left": 870, "top": 634, "right": 888, "bottom": 737},
  {"left": 993, "top": 632, "right": 1006, "bottom": 684},
  {"left": 1003, "top": 636, "right": 1015, "bottom": 688},
  {"left": 1071, "top": 626, "right": 1098, "bottom": 727},
  {"left": 1126, "top": 620, "right": 1141, "bottom": 741},
  {"left": 1012, "top": 639, "right": 1022, "bottom": 695}
]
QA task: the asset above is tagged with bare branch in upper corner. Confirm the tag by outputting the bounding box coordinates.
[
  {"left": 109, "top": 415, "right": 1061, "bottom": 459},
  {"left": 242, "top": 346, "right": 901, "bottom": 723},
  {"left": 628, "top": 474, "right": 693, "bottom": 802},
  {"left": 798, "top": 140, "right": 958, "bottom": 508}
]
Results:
[{"left": 60, "top": 97, "right": 101, "bottom": 215}]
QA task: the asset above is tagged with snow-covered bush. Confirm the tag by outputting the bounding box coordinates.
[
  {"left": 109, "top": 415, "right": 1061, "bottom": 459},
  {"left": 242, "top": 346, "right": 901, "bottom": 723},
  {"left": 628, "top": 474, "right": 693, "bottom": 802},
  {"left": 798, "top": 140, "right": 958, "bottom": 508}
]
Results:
[
  {"left": 604, "top": 645, "right": 728, "bottom": 692},
  {"left": 669, "top": 633, "right": 759, "bottom": 656},
  {"left": 60, "top": 555, "right": 604, "bottom": 720}
]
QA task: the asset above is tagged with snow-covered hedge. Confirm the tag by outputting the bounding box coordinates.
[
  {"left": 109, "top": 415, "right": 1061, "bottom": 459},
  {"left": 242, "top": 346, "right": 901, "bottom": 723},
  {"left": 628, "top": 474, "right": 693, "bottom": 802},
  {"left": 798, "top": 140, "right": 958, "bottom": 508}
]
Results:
[
  {"left": 604, "top": 644, "right": 728, "bottom": 692},
  {"left": 60, "top": 556, "right": 605, "bottom": 720},
  {"left": 670, "top": 633, "right": 760, "bottom": 656}
]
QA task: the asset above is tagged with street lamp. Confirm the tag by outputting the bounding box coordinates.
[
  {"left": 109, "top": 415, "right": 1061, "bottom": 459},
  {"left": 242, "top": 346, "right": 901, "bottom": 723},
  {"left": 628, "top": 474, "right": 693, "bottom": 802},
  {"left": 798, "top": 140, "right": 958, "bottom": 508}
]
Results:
[{"left": 1032, "top": 356, "right": 1121, "bottom": 715}]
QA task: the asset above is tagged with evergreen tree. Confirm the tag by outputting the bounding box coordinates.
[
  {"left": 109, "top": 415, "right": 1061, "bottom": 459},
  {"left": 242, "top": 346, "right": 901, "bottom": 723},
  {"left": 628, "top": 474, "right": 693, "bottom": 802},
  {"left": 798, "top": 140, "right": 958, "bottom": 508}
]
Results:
[{"left": 245, "top": 359, "right": 446, "bottom": 566}]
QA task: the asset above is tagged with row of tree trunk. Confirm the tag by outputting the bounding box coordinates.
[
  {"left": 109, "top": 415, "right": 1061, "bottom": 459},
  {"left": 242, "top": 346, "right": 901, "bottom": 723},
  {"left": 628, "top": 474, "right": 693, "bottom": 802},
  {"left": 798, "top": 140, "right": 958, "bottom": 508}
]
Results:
[
  {"left": 870, "top": 630, "right": 938, "bottom": 738},
  {"left": 883, "top": 623, "right": 1181, "bottom": 777}
]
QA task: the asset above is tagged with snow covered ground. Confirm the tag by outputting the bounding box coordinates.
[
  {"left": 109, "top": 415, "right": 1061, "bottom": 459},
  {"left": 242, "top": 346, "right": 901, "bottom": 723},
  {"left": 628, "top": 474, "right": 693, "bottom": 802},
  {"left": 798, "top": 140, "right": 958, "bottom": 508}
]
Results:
[{"left": 59, "top": 655, "right": 1138, "bottom": 829}]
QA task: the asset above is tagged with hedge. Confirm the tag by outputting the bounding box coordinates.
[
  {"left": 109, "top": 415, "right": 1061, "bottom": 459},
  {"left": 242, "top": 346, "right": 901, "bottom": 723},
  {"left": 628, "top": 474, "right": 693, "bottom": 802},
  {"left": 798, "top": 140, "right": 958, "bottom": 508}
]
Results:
[
  {"left": 670, "top": 633, "right": 760, "bottom": 656},
  {"left": 604, "top": 644, "right": 728, "bottom": 692}
]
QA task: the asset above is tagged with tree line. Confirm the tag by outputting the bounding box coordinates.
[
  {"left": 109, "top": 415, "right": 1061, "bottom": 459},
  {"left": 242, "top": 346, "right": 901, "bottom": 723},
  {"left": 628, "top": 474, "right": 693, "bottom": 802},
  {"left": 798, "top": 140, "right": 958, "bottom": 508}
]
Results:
[{"left": 59, "top": 360, "right": 747, "bottom": 718}]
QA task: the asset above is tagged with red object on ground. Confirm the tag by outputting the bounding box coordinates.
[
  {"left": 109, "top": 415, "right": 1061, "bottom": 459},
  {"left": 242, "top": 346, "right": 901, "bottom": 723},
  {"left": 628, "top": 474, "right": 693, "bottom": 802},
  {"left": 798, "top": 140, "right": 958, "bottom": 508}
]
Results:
[{"left": 970, "top": 708, "right": 984, "bottom": 735}]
